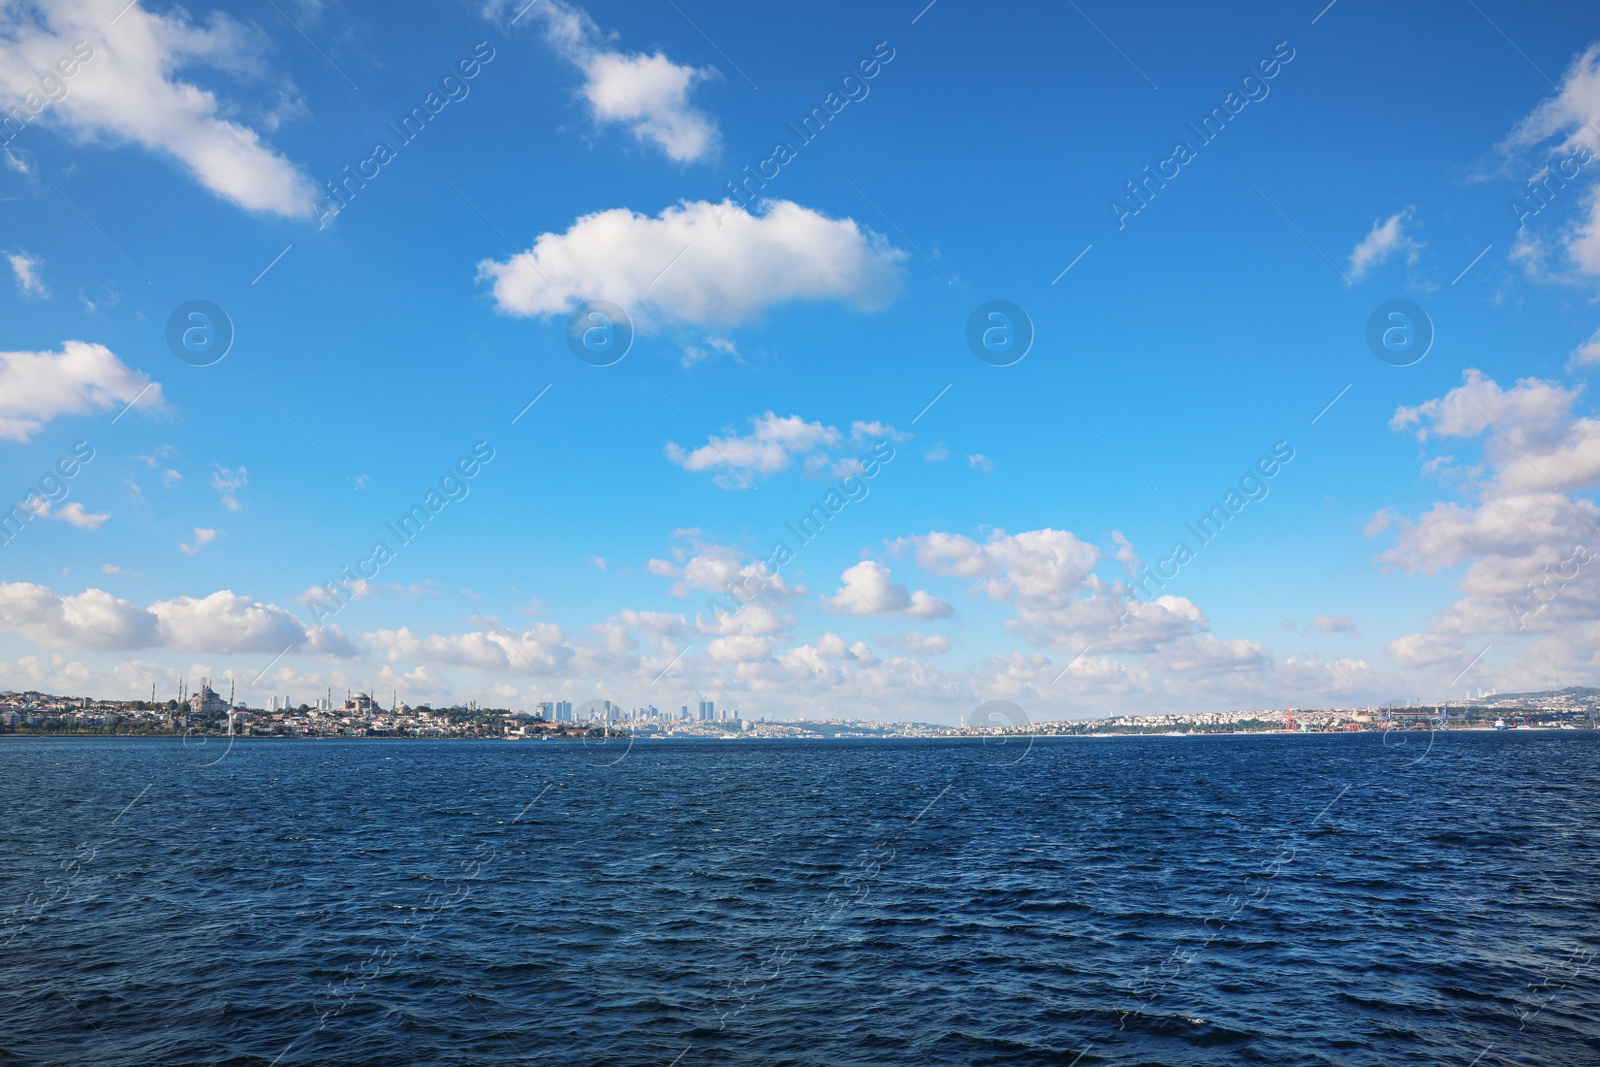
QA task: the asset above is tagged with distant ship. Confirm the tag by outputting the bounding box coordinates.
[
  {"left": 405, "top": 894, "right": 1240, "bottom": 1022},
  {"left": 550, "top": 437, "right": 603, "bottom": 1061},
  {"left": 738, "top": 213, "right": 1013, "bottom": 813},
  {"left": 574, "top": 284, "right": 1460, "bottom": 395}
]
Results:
[{"left": 1494, "top": 719, "right": 1508, "bottom": 730}]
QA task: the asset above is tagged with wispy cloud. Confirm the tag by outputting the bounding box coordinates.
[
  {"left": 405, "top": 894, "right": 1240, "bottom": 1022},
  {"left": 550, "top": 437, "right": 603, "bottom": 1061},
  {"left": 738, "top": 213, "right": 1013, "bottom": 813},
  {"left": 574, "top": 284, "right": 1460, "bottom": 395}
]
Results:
[
  {"left": 210, "top": 464, "right": 248, "bottom": 510},
  {"left": 1570, "top": 326, "right": 1600, "bottom": 370},
  {"left": 1347, "top": 208, "right": 1421, "bottom": 281},
  {"left": 7, "top": 252, "right": 46, "bottom": 297},
  {"left": 179, "top": 528, "right": 218, "bottom": 556},
  {"left": 506, "top": 0, "right": 722, "bottom": 163}
]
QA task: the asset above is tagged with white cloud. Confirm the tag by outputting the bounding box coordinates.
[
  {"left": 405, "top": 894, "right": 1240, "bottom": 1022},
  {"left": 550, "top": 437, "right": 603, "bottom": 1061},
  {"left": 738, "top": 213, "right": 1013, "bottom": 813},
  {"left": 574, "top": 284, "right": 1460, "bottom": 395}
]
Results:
[
  {"left": 0, "top": 341, "right": 162, "bottom": 441},
  {"left": 1160, "top": 633, "right": 1272, "bottom": 673},
  {"left": 1346, "top": 208, "right": 1421, "bottom": 281},
  {"left": 0, "top": 0, "right": 316, "bottom": 215},
  {"left": 365, "top": 622, "right": 578, "bottom": 676},
  {"left": 666, "top": 411, "right": 840, "bottom": 489},
  {"left": 663, "top": 412, "right": 904, "bottom": 489},
  {"left": 297, "top": 579, "right": 375, "bottom": 606},
  {"left": 1570, "top": 327, "right": 1600, "bottom": 370},
  {"left": 0, "top": 578, "right": 1396, "bottom": 722},
  {"left": 889, "top": 631, "right": 950, "bottom": 656},
  {"left": 0, "top": 581, "right": 350, "bottom": 656},
  {"left": 518, "top": 0, "right": 720, "bottom": 163},
  {"left": 849, "top": 421, "right": 908, "bottom": 443},
  {"left": 1312, "top": 613, "right": 1358, "bottom": 634},
  {"left": 477, "top": 198, "right": 905, "bottom": 327},
  {"left": 7, "top": 251, "right": 45, "bottom": 296},
  {"left": 682, "top": 335, "right": 738, "bottom": 368},
  {"left": 898, "top": 527, "right": 1216, "bottom": 656},
  {"left": 1390, "top": 370, "right": 1600, "bottom": 495},
  {"left": 48, "top": 501, "right": 108, "bottom": 529},
  {"left": 905, "top": 528, "right": 1102, "bottom": 606},
  {"left": 1377, "top": 370, "right": 1600, "bottom": 686},
  {"left": 1500, "top": 44, "right": 1600, "bottom": 275},
  {"left": 648, "top": 538, "right": 804, "bottom": 604},
  {"left": 4, "top": 147, "right": 33, "bottom": 175},
  {"left": 0, "top": 653, "right": 99, "bottom": 695},
  {"left": 153, "top": 590, "right": 308, "bottom": 654},
  {"left": 600, "top": 609, "right": 692, "bottom": 657},
  {"left": 966, "top": 453, "right": 992, "bottom": 472},
  {"left": 1502, "top": 43, "right": 1600, "bottom": 160},
  {"left": 179, "top": 527, "right": 217, "bottom": 555},
  {"left": 579, "top": 49, "right": 719, "bottom": 163},
  {"left": 825, "top": 560, "right": 952, "bottom": 619},
  {"left": 706, "top": 633, "right": 776, "bottom": 663},
  {"left": 924, "top": 442, "right": 949, "bottom": 461},
  {"left": 210, "top": 464, "right": 247, "bottom": 510},
  {"left": 610, "top": 608, "right": 691, "bottom": 636},
  {"left": 1387, "top": 632, "right": 1467, "bottom": 670},
  {"left": 702, "top": 602, "right": 790, "bottom": 643},
  {"left": 0, "top": 583, "right": 157, "bottom": 647},
  {"left": 1024, "top": 593, "right": 1208, "bottom": 655}
]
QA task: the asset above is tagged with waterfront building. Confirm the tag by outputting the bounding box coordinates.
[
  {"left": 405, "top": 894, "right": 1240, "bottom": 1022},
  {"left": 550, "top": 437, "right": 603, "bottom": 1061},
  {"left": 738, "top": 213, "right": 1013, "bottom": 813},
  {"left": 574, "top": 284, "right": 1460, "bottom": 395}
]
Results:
[{"left": 188, "top": 681, "right": 229, "bottom": 716}]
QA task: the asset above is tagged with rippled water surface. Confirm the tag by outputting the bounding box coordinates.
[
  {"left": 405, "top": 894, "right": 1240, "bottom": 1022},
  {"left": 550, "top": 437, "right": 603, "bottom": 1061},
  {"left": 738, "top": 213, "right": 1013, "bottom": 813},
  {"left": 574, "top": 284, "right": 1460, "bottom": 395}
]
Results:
[{"left": 3, "top": 732, "right": 1598, "bottom": 1065}]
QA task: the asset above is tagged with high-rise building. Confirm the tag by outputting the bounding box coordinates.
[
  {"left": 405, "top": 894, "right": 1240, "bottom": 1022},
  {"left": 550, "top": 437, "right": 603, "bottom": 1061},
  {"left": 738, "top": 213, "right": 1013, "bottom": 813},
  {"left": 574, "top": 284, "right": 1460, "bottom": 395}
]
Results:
[{"left": 698, "top": 699, "right": 714, "bottom": 721}]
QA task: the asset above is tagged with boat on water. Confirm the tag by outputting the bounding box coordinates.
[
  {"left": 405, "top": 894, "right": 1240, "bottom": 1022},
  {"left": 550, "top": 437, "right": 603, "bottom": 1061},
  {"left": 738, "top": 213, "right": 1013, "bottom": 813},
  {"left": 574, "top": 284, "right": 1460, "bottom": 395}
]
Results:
[{"left": 1494, "top": 719, "right": 1508, "bottom": 730}]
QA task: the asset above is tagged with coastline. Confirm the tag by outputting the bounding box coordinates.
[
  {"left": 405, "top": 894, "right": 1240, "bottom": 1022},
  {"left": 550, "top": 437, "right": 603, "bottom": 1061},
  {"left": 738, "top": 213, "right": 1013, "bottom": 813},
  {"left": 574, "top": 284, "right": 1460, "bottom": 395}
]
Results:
[{"left": 3, "top": 725, "right": 1591, "bottom": 742}]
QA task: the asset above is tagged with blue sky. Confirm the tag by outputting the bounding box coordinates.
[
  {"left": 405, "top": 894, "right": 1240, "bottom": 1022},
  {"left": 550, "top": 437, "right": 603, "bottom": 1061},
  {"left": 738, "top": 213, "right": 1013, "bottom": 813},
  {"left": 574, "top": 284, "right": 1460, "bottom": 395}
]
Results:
[{"left": 4, "top": 0, "right": 1600, "bottom": 722}]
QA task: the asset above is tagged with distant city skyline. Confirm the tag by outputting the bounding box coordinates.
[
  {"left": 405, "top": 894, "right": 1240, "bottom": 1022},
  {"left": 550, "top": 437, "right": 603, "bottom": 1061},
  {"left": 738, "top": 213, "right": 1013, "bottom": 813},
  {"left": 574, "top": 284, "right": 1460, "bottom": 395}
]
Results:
[{"left": 2, "top": 0, "right": 1600, "bottom": 724}]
